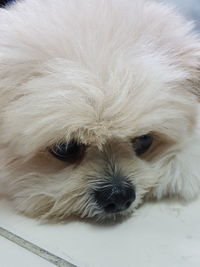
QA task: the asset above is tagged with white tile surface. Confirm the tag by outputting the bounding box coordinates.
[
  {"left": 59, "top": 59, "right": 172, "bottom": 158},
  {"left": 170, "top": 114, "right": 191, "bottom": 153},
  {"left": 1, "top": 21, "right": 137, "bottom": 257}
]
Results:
[
  {"left": 0, "top": 235, "right": 54, "bottom": 267},
  {"left": 0, "top": 198, "right": 200, "bottom": 267}
]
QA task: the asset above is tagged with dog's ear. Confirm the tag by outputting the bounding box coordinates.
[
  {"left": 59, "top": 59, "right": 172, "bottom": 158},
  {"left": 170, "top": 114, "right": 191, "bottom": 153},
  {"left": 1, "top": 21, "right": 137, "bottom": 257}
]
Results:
[
  {"left": 188, "top": 67, "right": 200, "bottom": 101},
  {"left": 169, "top": 19, "right": 200, "bottom": 101},
  {"left": 180, "top": 48, "right": 200, "bottom": 101}
]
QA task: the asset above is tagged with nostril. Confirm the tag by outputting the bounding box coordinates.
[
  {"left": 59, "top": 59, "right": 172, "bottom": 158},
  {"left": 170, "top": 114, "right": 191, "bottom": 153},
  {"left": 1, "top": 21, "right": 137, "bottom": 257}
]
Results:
[
  {"left": 104, "top": 200, "right": 132, "bottom": 213},
  {"left": 104, "top": 203, "right": 116, "bottom": 213},
  {"left": 125, "top": 201, "right": 131, "bottom": 209}
]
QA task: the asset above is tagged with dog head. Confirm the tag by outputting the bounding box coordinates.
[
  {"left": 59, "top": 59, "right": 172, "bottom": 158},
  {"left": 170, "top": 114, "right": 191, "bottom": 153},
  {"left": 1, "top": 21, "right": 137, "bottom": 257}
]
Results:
[{"left": 0, "top": 0, "right": 200, "bottom": 221}]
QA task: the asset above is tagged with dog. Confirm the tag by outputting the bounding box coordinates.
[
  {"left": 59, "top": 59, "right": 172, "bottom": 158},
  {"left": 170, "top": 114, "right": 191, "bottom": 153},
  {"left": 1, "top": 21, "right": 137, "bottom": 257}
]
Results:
[{"left": 0, "top": 0, "right": 200, "bottom": 221}]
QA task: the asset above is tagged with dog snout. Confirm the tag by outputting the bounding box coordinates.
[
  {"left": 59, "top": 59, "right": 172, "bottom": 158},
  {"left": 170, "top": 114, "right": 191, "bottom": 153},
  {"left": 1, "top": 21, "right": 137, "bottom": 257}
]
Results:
[{"left": 94, "top": 182, "right": 136, "bottom": 213}]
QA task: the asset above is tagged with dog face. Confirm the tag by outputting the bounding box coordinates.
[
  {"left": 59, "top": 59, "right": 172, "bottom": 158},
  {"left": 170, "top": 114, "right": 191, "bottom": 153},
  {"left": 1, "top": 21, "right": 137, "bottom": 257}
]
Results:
[{"left": 0, "top": 0, "right": 200, "bottom": 221}]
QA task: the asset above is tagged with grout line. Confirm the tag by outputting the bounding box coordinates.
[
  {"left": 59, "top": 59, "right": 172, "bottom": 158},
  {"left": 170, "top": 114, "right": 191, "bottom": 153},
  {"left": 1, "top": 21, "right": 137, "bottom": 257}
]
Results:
[{"left": 0, "top": 227, "right": 76, "bottom": 267}]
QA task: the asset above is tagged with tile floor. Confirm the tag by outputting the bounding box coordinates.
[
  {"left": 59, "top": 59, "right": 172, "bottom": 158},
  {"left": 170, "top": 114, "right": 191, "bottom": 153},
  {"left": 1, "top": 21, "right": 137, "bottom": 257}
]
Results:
[
  {"left": 0, "top": 235, "right": 54, "bottom": 267},
  {"left": 1, "top": 198, "right": 200, "bottom": 267}
]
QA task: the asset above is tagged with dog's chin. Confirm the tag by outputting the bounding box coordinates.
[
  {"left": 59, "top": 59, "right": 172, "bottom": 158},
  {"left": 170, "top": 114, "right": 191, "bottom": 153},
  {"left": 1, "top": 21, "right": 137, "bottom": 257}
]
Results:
[
  {"left": 92, "top": 210, "right": 134, "bottom": 224},
  {"left": 77, "top": 201, "right": 139, "bottom": 224},
  {"left": 75, "top": 208, "right": 134, "bottom": 225}
]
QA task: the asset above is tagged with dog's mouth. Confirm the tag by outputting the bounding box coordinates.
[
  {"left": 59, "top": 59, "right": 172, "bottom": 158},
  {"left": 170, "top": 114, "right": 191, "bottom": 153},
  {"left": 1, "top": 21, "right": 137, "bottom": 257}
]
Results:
[
  {"left": 90, "top": 202, "right": 135, "bottom": 223},
  {"left": 84, "top": 202, "right": 137, "bottom": 224},
  {"left": 76, "top": 193, "right": 137, "bottom": 223}
]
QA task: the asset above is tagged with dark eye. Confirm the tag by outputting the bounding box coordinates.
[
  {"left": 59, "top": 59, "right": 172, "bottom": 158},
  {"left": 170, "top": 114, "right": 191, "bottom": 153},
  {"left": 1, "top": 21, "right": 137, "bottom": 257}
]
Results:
[
  {"left": 132, "top": 134, "right": 153, "bottom": 156},
  {"left": 49, "top": 140, "right": 86, "bottom": 163}
]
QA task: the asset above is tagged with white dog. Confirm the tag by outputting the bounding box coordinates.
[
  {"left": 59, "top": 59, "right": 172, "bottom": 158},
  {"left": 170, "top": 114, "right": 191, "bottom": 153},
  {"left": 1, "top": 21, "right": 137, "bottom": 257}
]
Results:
[{"left": 0, "top": 0, "right": 200, "bottom": 221}]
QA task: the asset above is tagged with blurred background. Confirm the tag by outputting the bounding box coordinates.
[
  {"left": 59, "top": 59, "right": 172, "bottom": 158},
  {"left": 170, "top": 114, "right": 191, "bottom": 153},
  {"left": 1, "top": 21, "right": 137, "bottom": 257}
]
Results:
[
  {"left": 0, "top": 0, "right": 200, "bottom": 31},
  {"left": 162, "top": 0, "right": 200, "bottom": 31}
]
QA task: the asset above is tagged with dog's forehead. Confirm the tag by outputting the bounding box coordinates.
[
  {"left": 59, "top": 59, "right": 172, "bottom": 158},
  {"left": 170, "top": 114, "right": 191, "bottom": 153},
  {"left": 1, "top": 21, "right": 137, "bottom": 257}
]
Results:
[
  {"left": 1, "top": 0, "right": 199, "bottom": 155},
  {"left": 2, "top": 55, "right": 194, "bottom": 155}
]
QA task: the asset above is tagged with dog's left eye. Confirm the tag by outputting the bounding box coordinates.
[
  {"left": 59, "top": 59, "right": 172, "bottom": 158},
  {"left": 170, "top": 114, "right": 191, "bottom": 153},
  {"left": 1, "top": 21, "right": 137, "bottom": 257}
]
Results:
[
  {"left": 49, "top": 141, "right": 86, "bottom": 163},
  {"left": 132, "top": 134, "right": 153, "bottom": 156}
]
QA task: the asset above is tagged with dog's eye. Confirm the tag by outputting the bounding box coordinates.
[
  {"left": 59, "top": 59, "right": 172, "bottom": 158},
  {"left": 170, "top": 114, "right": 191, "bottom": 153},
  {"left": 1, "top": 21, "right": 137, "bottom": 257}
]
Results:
[
  {"left": 49, "top": 141, "right": 86, "bottom": 163},
  {"left": 132, "top": 134, "right": 153, "bottom": 156}
]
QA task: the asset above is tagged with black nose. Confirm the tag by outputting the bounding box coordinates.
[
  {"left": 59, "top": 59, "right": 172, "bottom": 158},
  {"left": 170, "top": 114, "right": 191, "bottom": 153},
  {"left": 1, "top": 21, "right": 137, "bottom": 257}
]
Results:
[{"left": 94, "top": 182, "right": 136, "bottom": 213}]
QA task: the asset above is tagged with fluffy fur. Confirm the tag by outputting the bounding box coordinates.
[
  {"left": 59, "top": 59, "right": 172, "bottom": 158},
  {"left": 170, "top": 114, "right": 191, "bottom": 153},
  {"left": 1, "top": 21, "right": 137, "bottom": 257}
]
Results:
[{"left": 0, "top": 0, "right": 200, "bottom": 221}]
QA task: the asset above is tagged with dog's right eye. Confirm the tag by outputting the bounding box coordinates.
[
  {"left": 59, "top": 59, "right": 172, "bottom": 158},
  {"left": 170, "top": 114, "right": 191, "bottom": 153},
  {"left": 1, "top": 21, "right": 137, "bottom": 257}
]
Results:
[
  {"left": 132, "top": 134, "right": 153, "bottom": 156},
  {"left": 49, "top": 141, "right": 86, "bottom": 163}
]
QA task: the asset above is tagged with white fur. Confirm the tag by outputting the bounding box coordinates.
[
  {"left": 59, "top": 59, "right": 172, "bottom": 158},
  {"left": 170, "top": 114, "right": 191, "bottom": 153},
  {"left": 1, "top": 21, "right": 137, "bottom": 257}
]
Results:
[{"left": 0, "top": 0, "right": 200, "bottom": 221}]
